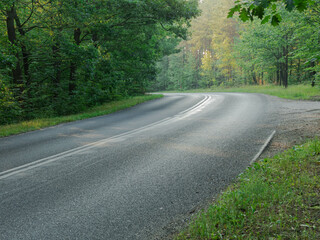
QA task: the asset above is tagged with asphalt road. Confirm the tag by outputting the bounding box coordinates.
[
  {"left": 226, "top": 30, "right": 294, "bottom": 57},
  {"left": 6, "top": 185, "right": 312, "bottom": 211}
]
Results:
[{"left": 1, "top": 93, "right": 278, "bottom": 239}]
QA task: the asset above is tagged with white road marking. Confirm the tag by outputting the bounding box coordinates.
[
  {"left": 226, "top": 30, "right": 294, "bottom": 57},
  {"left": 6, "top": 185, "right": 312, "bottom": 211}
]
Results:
[
  {"left": 0, "top": 95, "right": 212, "bottom": 180},
  {"left": 250, "top": 130, "right": 276, "bottom": 165}
]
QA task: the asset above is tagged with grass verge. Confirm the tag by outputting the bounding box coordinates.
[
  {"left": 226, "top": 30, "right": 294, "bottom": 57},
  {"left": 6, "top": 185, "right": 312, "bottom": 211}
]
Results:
[
  {"left": 177, "top": 138, "right": 320, "bottom": 239},
  {"left": 166, "top": 85, "right": 320, "bottom": 101},
  {"left": 0, "top": 94, "right": 163, "bottom": 138}
]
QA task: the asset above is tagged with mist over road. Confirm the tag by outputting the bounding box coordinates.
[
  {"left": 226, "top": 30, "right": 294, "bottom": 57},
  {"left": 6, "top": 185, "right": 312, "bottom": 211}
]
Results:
[{"left": 1, "top": 93, "right": 282, "bottom": 239}]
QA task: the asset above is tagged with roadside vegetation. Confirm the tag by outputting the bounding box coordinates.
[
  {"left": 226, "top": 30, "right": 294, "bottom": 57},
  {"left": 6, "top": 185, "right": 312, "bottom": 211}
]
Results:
[
  {"left": 209, "top": 85, "right": 320, "bottom": 101},
  {"left": 0, "top": 0, "right": 199, "bottom": 126},
  {"left": 164, "top": 84, "right": 320, "bottom": 101},
  {"left": 177, "top": 138, "right": 320, "bottom": 240},
  {"left": 0, "top": 94, "right": 163, "bottom": 138}
]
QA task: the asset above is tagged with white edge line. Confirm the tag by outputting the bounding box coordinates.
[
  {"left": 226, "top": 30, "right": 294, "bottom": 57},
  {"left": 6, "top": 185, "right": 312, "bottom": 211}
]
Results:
[
  {"left": 0, "top": 95, "right": 212, "bottom": 180},
  {"left": 0, "top": 118, "right": 171, "bottom": 180},
  {"left": 250, "top": 130, "right": 276, "bottom": 165},
  {"left": 179, "top": 95, "right": 209, "bottom": 114}
]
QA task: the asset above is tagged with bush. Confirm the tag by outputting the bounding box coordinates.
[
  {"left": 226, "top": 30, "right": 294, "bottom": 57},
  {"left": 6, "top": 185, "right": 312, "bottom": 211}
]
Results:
[{"left": 0, "top": 81, "right": 21, "bottom": 125}]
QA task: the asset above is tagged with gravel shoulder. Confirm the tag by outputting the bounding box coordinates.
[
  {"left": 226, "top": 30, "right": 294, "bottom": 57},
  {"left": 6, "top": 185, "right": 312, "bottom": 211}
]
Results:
[{"left": 261, "top": 96, "right": 320, "bottom": 158}]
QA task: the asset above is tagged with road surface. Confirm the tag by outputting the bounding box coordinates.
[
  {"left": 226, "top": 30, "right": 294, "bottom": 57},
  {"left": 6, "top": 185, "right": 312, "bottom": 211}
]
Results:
[{"left": 1, "top": 93, "right": 281, "bottom": 239}]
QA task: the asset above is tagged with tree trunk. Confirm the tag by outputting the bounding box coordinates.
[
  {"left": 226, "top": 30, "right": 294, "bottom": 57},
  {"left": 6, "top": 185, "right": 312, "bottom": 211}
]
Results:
[
  {"left": 276, "top": 49, "right": 282, "bottom": 86},
  {"left": 277, "top": 65, "right": 281, "bottom": 86},
  {"left": 52, "top": 41, "right": 61, "bottom": 99},
  {"left": 297, "top": 58, "right": 301, "bottom": 83},
  {"left": 282, "top": 45, "right": 288, "bottom": 88},
  {"left": 252, "top": 72, "right": 257, "bottom": 84},
  {"left": 14, "top": 11, "right": 31, "bottom": 87},
  {"left": 251, "top": 65, "right": 257, "bottom": 84},
  {"left": 289, "top": 59, "right": 293, "bottom": 81},
  {"left": 310, "top": 61, "right": 317, "bottom": 86},
  {"left": 6, "top": 7, "right": 23, "bottom": 88},
  {"left": 69, "top": 28, "right": 81, "bottom": 95}
]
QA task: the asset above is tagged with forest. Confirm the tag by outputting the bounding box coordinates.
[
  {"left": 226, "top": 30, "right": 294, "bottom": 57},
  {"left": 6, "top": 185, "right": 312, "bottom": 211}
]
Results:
[
  {"left": 1, "top": 0, "right": 319, "bottom": 125},
  {"left": 0, "top": 0, "right": 199, "bottom": 124},
  {"left": 151, "top": 0, "right": 320, "bottom": 91}
]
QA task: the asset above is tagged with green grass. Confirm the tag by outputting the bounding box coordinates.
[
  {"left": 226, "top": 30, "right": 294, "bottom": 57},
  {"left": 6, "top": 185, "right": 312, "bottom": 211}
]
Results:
[
  {"left": 0, "top": 94, "right": 163, "bottom": 138},
  {"left": 177, "top": 138, "right": 320, "bottom": 240},
  {"left": 165, "top": 84, "right": 320, "bottom": 101}
]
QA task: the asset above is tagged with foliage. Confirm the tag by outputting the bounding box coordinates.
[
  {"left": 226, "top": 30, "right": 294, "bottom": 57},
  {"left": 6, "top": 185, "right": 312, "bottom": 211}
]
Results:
[
  {"left": 235, "top": 3, "right": 320, "bottom": 87},
  {"left": 152, "top": 0, "right": 239, "bottom": 91},
  {"left": 152, "top": 0, "right": 319, "bottom": 91},
  {"left": 0, "top": 80, "right": 21, "bottom": 124},
  {"left": 228, "top": 0, "right": 314, "bottom": 26},
  {"left": 199, "top": 50, "right": 215, "bottom": 88},
  {"left": 0, "top": 0, "right": 199, "bottom": 124}
]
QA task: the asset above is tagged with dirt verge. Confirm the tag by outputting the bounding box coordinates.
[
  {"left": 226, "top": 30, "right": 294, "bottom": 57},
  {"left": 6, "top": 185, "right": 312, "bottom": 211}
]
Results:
[{"left": 261, "top": 98, "right": 320, "bottom": 158}]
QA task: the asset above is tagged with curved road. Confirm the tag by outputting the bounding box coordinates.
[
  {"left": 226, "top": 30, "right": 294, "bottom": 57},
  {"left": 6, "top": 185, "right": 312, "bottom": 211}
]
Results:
[{"left": 1, "top": 93, "right": 279, "bottom": 239}]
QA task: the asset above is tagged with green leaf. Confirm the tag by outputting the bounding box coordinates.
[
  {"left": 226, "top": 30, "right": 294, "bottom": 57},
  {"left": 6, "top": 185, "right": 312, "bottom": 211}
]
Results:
[
  {"left": 271, "top": 13, "right": 282, "bottom": 26},
  {"left": 294, "top": 0, "right": 308, "bottom": 12},
  {"left": 252, "top": 5, "right": 265, "bottom": 19},
  {"left": 261, "top": 15, "right": 271, "bottom": 24},
  {"left": 239, "top": 8, "right": 250, "bottom": 22},
  {"left": 285, "top": 0, "right": 295, "bottom": 11},
  {"left": 227, "top": 4, "right": 241, "bottom": 18}
]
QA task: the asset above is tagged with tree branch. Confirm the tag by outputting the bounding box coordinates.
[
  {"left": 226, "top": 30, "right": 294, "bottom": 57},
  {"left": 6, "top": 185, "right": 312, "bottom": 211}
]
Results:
[{"left": 21, "top": 0, "right": 35, "bottom": 28}]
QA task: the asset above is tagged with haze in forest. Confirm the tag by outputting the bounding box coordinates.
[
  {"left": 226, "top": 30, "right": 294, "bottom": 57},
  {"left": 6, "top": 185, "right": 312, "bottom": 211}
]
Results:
[{"left": 151, "top": 0, "right": 319, "bottom": 91}]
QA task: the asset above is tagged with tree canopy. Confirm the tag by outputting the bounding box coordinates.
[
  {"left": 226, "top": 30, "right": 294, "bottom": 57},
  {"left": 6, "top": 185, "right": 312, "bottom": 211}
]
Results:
[
  {"left": 0, "top": 0, "right": 200, "bottom": 124},
  {"left": 151, "top": 0, "right": 319, "bottom": 91}
]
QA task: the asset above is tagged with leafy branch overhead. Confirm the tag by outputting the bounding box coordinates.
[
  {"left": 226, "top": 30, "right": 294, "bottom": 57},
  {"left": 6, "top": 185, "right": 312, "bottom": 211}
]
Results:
[{"left": 228, "top": 0, "right": 313, "bottom": 25}]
